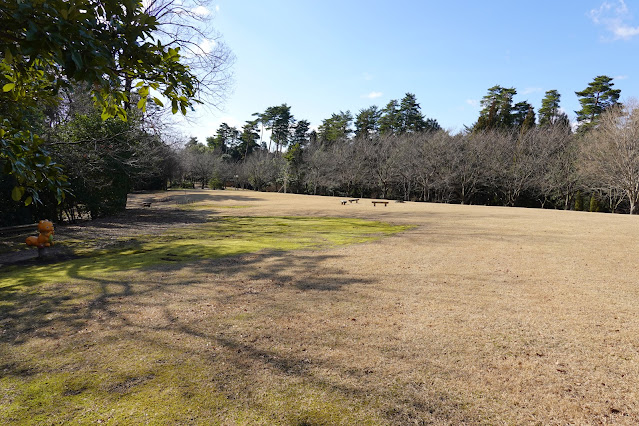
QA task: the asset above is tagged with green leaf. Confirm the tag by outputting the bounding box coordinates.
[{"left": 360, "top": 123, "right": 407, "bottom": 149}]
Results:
[
  {"left": 24, "top": 196, "right": 32, "bottom": 206},
  {"left": 137, "top": 97, "right": 146, "bottom": 110},
  {"left": 2, "top": 83, "right": 15, "bottom": 92},
  {"left": 152, "top": 97, "right": 164, "bottom": 107},
  {"left": 11, "top": 186, "right": 24, "bottom": 201}
]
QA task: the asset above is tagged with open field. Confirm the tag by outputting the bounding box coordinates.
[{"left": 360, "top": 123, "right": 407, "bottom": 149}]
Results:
[{"left": 3, "top": 189, "right": 639, "bottom": 424}]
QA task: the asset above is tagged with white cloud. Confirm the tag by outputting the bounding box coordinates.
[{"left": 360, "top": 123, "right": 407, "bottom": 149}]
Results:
[
  {"left": 215, "top": 4, "right": 220, "bottom": 12},
  {"left": 615, "top": 74, "right": 629, "bottom": 80},
  {"left": 614, "top": 25, "right": 639, "bottom": 38},
  {"left": 590, "top": 0, "right": 639, "bottom": 40},
  {"left": 364, "top": 91, "right": 383, "bottom": 99},
  {"left": 199, "top": 38, "right": 216, "bottom": 54},
  {"left": 363, "top": 72, "right": 374, "bottom": 81},
  {"left": 465, "top": 99, "right": 479, "bottom": 107},
  {"left": 192, "top": 5, "right": 210, "bottom": 16}
]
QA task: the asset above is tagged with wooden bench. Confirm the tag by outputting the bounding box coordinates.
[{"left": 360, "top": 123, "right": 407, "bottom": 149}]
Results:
[
  {"left": 348, "top": 198, "right": 359, "bottom": 203},
  {"left": 372, "top": 201, "right": 388, "bottom": 207},
  {"left": 341, "top": 200, "right": 347, "bottom": 205}
]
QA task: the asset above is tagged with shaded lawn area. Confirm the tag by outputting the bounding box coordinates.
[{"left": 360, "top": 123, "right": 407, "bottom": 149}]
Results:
[{"left": 0, "top": 215, "right": 413, "bottom": 425}]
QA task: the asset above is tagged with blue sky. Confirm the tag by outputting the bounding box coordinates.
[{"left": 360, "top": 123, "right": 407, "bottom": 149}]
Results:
[{"left": 178, "top": 0, "right": 639, "bottom": 142}]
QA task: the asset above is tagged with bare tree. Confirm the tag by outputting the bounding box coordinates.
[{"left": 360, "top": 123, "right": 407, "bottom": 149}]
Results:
[
  {"left": 448, "top": 131, "right": 496, "bottom": 204},
  {"left": 580, "top": 101, "right": 639, "bottom": 214},
  {"left": 243, "top": 152, "right": 280, "bottom": 192},
  {"left": 143, "top": 0, "right": 235, "bottom": 109},
  {"left": 181, "top": 147, "right": 219, "bottom": 188},
  {"left": 491, "top": 130, "right": 545, "bottom": 207},
  {"left": 363, "top": 135, "right": 398, "bottom": 199},
  {"left": 333, "top": 138, "right": 373, "bottom": 198},
  {"left": 301, "top": 143, "right": 343, "bottom": 195},
  {"left": 532, "top": 125, "right": 577, "bottom": 209},
  {"left": 423, "top": 131, "right": 461, "bottom": 203},
  {"left": 390, "top": 134, "right": 420, "bottom": 201}
]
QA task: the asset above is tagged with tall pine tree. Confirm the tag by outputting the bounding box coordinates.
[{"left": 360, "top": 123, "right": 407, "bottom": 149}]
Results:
[
  {"left": 399, "top": 93, "right": 427, "bottom": 133},
  {"left": 379, "top": 100, "right": 402, "bottom": 134},
  {"left": 473, "top": 85, "right": 517, "bottom": 131},
  {"left": 355, "top": 106, "right": 382, "bottom": 137},
  {"left": 513, "top": 101, "right": 535, "bottom": 132},
  {"left": 538, "top": 90, "right": 570, "bottom": 129},
  {"left": 317, "top": 111, "right": 353, "bottom": 144},
  {"left": 262, "top": 104, "right": 295, "bottom": 151},
  {"left": 575, "top": 76, "right": 621, "bottom": 132}
]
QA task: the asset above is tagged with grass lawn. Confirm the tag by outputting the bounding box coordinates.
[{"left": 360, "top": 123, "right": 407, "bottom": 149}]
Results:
[
  {"left": 2, "top": 189, "right": 639, "bottom": 424},
  {"left": 1, "top": 198, "right": 408, "bottom": 425}
]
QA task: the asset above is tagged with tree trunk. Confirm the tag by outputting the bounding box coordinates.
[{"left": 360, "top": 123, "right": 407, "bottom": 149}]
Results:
[
  {"left": 627, "top": 189, "right": 637, "bottom": 214},
  {"left": 124, "top": 76, "right": 132, "bottom": 111}
]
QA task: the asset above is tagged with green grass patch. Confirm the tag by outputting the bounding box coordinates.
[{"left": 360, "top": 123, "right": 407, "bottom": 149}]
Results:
[
  {"left": 0, "top": 216, "right": 409, "bottom": 290},
  {"left": 1, "top": 344, "right": 382, "bottom": 425},
  {"left": 1, "top": 350, "right": 243, "bottom": 424}
]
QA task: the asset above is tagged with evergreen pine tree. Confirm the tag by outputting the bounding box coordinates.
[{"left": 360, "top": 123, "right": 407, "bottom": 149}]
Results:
[
  {"left": 379, "top": 100, "right": 401, "bottom": 134},
  {"left": 354, "top": 106, "right": 382, "bottom": 137},
  {"left": 473, "top": 85, "right": 517, "bottom": 131},
  {"left": 513, "top": 101, "right": 535, "bottom": 132},
  {"left": 399, "top": 93, "right": 427, "bottom": 133},
  {"left": 538, "top": 90, "right": 569, "bottom": 126},
  {"left": 575, "top": 76, "right": 621, "bottom": 132}
]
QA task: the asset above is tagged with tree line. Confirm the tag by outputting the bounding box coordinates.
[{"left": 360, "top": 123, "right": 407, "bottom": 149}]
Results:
[
  {"left": 175, "top": 75, "right": 635, "bottom": 213},
  {"left": 1, "top": 0, "right": 636, "bottom": 226}
]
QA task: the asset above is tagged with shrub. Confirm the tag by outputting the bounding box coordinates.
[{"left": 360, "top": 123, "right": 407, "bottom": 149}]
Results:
[
  {"left": 208, "top": 176, "right": 224, "bottom": 190},
  {"left": 574, "top": 191, "right": 584, "bottom": 211}
]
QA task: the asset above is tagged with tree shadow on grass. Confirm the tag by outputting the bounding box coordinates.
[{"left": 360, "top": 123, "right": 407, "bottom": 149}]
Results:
[
  {"left": 65, "top": 206, "right": 212, "bottom": 231},
  {"left": 0, "top": 247, "right": 481, "bottom": 424},
  {"left": 0, "top": 207, "right": 213, "bottom": 265},
  {"left": 161, "top": 192, "right": 265, "bottom": 204},
  {"left": 198, "top": 250, "right": 369, "bottom": 292},
  {"left": 0, "top": 248, "right": 368, "bottom": 343}
]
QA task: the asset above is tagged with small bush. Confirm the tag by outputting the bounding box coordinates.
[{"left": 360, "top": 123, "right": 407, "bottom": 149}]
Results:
[
  {"left": 574, "top": 191, "right": 584, "bottom": 211},
  {"left": 208, "top": 176, "right": 224, "bottom": 190},
  {"left": 174, "top": 181, "right": 194, "bottom": 189}
]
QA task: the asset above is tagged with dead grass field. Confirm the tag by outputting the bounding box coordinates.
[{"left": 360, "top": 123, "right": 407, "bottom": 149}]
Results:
[{"left": 3, "top": 189, "right": 639, "bottom": 424}]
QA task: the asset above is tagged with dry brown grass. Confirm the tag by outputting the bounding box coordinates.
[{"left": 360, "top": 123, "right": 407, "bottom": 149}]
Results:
[{"left": 3, "top": 189, "right": 639, "bottom": 424}]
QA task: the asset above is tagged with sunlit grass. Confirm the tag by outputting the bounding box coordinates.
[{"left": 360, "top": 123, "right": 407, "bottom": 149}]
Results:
[
  {"left": 1, "top": 342, "right": 382, "bottom": 425},
  {"left": 0, "top": 216, "right": 408, "bottom": 289}
]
